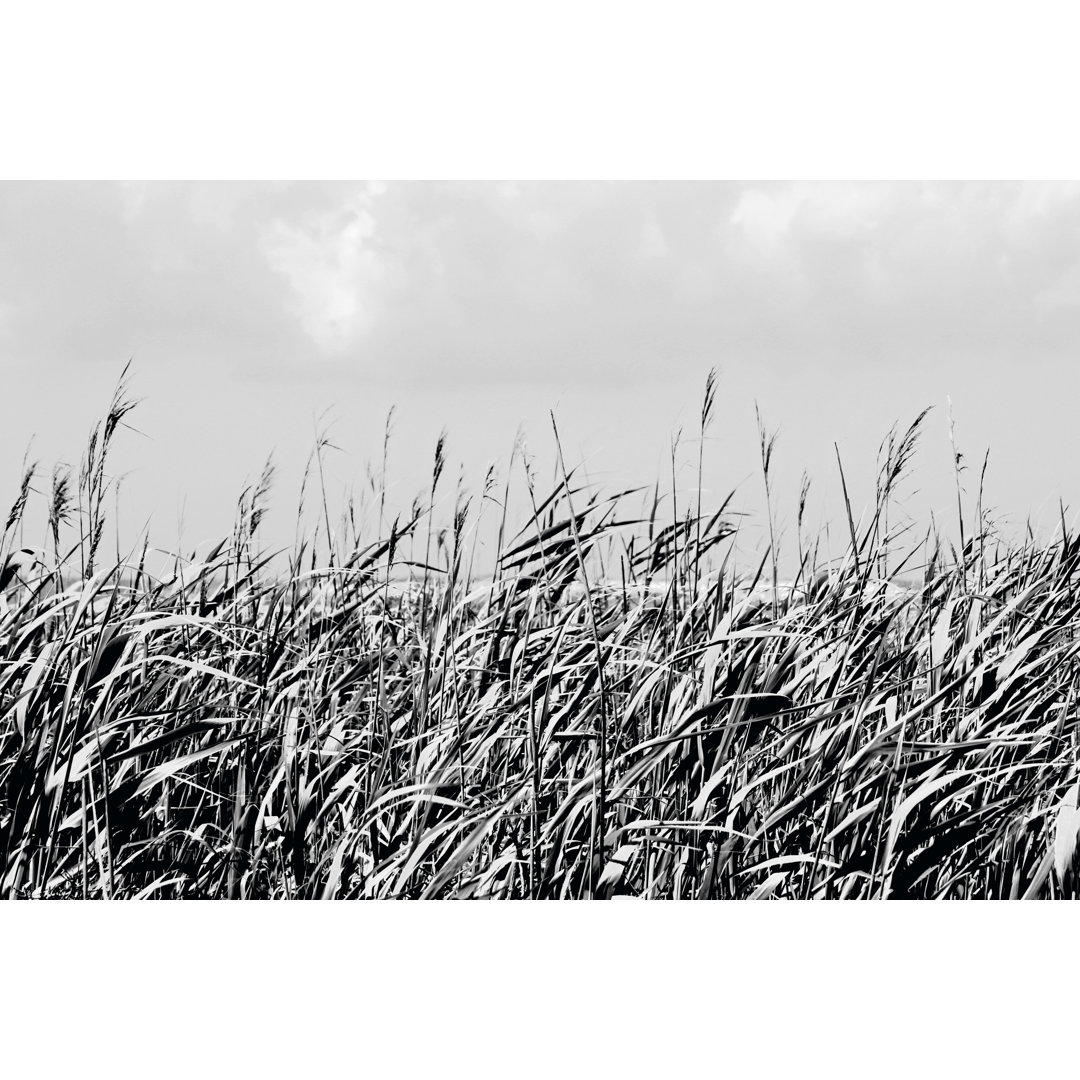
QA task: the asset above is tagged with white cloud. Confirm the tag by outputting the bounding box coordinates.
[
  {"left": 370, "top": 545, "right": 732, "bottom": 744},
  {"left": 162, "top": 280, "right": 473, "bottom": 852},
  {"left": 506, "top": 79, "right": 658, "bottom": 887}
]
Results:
[
  {"left": 7, "top": 180, "right": 1080, "bottom": 388},
  {"left": 729, "top": 182, "right": 900, "bottom": 248},
  {"left": 261, "top": 195, "right": 387, "bottom": 354},
  {"left": 729, "top": 186, "right": 803, "bottom": 246}
]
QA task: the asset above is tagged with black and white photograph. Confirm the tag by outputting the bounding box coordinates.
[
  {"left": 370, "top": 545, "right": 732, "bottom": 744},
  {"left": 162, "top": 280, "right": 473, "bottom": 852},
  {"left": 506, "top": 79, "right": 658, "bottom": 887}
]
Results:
[
  {"left": 4, "top": 1, "right": 1078, "bottom": 1074},
  {"left": 9, "top": 175, "right": 1080, "bottom": 903}
]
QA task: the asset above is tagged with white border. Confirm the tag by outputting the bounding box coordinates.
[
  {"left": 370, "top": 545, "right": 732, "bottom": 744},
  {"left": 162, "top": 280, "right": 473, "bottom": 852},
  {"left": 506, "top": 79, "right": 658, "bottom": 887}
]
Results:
[{"left": 4, "top": 2, "right": 1080, "bottom": 1074}]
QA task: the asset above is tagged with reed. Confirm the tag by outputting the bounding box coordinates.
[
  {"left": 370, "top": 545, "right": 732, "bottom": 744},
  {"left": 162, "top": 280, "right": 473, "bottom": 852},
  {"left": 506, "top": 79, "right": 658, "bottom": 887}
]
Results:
[{"left": 2, "top": 371, "right": 1080, "bottom": 899}]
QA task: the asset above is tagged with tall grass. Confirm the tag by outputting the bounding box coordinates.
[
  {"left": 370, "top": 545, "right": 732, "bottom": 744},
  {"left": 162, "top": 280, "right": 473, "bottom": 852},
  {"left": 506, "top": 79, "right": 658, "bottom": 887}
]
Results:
[{"left": 3, "top": 370, "right": 1080, "bottom": 899}]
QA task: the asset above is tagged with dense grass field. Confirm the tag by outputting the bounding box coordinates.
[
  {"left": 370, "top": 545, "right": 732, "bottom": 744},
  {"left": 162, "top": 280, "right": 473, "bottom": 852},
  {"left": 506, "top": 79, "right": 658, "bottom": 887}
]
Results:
[{"left": 3, "top": 370, "right": 1080, "bottom": 899}]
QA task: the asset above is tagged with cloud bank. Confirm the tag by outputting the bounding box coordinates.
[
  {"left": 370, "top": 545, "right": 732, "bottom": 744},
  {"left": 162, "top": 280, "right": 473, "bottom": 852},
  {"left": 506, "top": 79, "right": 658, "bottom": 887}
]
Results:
[{"left": 3, "top": 180, "right": 1080, "bottom": 385}]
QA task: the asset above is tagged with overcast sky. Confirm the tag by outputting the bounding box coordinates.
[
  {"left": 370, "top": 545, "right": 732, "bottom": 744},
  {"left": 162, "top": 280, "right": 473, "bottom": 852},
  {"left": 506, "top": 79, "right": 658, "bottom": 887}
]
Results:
[{"left": 4, "top": 180, "right": 1080, "bottom": 570}]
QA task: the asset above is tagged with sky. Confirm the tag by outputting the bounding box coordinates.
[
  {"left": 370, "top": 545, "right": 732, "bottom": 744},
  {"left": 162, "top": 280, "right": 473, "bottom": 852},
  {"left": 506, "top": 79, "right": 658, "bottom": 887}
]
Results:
[{"left": 4, "top": 179, "right": 1080, "bottom": 574}]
